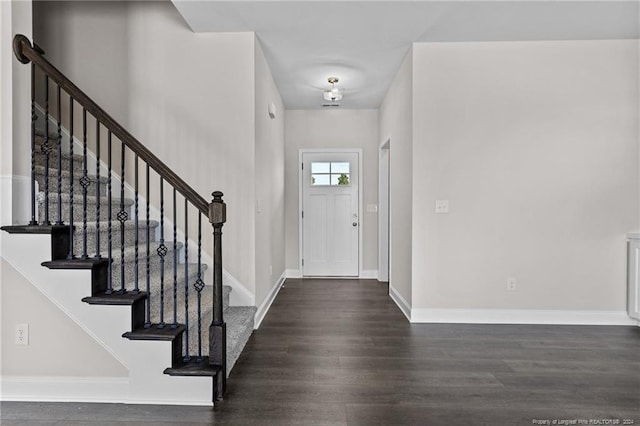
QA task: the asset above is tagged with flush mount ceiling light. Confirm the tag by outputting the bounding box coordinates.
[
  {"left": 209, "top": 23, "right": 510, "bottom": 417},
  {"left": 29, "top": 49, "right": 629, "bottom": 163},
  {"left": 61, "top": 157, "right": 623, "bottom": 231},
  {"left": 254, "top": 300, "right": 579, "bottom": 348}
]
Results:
[{"left": 323, "top": 77, "right": 343, "bottom": 102}]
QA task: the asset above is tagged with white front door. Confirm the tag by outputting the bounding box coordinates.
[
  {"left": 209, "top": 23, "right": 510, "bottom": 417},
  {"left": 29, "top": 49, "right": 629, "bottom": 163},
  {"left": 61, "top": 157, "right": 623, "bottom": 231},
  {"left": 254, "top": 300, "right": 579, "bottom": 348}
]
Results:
[{"left": 302, "top": 152, "right": 359, "bottom": 276}]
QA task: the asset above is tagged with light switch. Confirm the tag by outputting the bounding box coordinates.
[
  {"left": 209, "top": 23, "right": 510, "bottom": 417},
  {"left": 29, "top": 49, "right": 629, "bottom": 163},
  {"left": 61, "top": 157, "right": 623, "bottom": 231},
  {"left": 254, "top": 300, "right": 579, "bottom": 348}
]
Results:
[
  {"left": 435, "top": 200, "right": 449, "bottom": 214},
  {"left": 367, "top": 204, "right": 378, "bottom": 213}
]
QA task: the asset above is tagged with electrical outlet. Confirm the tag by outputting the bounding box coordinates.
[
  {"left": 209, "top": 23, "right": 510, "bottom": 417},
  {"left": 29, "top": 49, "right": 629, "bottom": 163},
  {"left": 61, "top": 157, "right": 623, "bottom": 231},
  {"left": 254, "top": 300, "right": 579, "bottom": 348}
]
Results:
[
  {"left": 15, "top": 323, "right": 29, "bottom": 345},
  {"left": 507, "top": 277, "right": 517, "bottom": 291}
]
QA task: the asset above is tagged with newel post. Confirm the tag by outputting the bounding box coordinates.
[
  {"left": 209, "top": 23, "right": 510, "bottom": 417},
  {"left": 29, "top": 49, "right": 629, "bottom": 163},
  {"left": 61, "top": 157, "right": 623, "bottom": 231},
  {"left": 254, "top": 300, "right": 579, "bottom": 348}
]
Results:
[{"left": 208, "top": 191, "right": 227, "bottom": 401}]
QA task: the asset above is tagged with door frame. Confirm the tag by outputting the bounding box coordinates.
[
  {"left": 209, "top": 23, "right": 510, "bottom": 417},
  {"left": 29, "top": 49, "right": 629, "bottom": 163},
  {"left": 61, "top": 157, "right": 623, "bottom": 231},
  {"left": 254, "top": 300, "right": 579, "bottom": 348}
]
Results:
[
  {"left": 378, "top": 138, "right": 390, "bottom": 282},
  {"left": 298, "top": 148, "right": 364, "bottom": 277}
]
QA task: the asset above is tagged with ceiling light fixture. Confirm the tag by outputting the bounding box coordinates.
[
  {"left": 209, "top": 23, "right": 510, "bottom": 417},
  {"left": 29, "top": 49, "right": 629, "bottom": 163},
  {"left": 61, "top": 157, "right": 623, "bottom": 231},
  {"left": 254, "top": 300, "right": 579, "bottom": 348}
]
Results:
[{"left": 323, "top": 77, "right": 343, "bottom": 102}]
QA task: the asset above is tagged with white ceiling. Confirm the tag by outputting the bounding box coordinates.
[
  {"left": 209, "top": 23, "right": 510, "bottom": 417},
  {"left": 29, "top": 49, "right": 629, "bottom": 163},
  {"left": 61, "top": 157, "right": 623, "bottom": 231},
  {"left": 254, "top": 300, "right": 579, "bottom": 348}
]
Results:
[{"left": 172, "top": 1, "right": 639, "bottom": 109}]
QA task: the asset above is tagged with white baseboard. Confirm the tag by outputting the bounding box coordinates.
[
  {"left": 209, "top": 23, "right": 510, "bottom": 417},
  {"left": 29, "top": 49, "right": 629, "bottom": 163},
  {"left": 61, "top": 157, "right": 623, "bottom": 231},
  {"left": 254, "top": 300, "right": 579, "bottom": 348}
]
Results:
[
  {"left": 360, "top": 269, "right": 378, "bottom": 279},
  {"left": 285, "top": 269, "right": 379, "bottom": 280},
  {"left": 254, "top": 272, "right": 286, "bottom": 329},
  {"left": 285, "top": 269, "right": 301, "bottom": 278},
  {"left": 389, "top": 285, "right": 411, "bottom": 321},
  {"left": 410, "top": 308, "right": 637, "bottom": 326},
  {"left": 0, "top": 375, "right": 212, "bottom": 406},
  {"left": 1, "top": 375, "right": 129, "bottom": 404}
]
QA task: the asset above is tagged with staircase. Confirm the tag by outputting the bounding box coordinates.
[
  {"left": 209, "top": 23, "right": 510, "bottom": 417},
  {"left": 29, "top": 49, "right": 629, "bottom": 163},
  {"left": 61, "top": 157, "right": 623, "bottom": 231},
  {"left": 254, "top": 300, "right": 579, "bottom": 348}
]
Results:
[{"left": 2, "top": 35, "right": 256, "bottom": 404}]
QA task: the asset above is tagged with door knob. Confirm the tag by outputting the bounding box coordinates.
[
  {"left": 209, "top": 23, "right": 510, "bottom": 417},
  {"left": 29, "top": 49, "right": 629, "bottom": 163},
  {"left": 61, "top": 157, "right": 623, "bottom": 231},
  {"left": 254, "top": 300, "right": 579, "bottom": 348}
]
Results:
[{"left": 352, "top": 222, "right": 358, "bottom": 227}]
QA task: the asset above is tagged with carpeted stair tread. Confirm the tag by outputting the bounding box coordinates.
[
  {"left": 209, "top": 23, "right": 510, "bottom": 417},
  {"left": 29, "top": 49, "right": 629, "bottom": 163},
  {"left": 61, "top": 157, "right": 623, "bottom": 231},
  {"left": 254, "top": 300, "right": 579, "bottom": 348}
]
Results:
[
  {"left": 108, "top": 261, "right": 231, "bottom": 313},
  {"left": 39, "top": 191, "right": 134, "bottom": 206},
  {"left": 105, "top": 241, "right": 181, "bottom": 290},
  {"left": 34, "top": 150, "right": 84, "bottom": 173},
  {"left": 102, "top": 240, "right": 182, "bottom": 263},
  {"left": 35, "top": 165, "right": 108, "bottom": 195},
  {"left": 144, "top": 275, "right": 230, "bottom": 320},
  {"left": 34, "top": 130, "right": 59, "bottom": 140},
  {"left": 34, "top": 164, "right": 108, "bottom": 180},
  {"left": 146, "top": 288, "right": 237, "bottom": 359},
  {"left": 77, "top": 219, "right": 160, "bottom": 230},
  {"left": 130, "top": 262, "right": 208, "bottom": 289},
  {"left": 34, "top": 146, "right": 84, "bottom": 163},
  {"left": 38, "top": 191, "right": 134, "bottom": 222},
  {"left": 72, "top": 220, "right": 159, "bottom": 254},
  {"left": 145, "top": 280, "right": 227, "bottom": 317},
  {"left": 198, "top": 305, "right": 256, "bottom": 375}
]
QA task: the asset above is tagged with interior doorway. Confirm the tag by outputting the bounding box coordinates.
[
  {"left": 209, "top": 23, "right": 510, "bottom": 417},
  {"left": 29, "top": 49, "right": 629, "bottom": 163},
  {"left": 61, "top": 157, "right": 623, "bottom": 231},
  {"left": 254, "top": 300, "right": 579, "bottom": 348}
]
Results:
[{"left": 379, "top": 139, "right": 390, "bottom": 282}]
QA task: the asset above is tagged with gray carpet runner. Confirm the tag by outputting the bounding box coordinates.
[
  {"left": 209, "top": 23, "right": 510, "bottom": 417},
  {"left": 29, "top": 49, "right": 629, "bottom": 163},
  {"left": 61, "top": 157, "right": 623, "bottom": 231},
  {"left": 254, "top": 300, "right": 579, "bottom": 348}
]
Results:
[{"left": 34, "top": 132, "right": 256, "bottom": 375}]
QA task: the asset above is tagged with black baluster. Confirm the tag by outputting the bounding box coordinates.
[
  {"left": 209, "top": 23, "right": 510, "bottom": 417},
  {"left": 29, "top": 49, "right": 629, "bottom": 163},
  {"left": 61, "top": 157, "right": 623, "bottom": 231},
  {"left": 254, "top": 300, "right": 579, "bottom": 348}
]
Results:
[
  {"left": 80, "top": 108, "right": 89, "bottom": 258},
  {"left": 42, "top": 75, "right": 51, "bottom": 226},
  {"left": 184, "top": 199, "right": 190, "bottom": 361},
  {"left": 172, "top": 188, "right": 178, "bottom": 328},
  {"left": 133, "top": 154, "right": 139, "bottom": 294},
  {"left": 118, "top": 142, "right": 127, "bottom": 294},
  {"left": 194, "top": 213, "right": 204, "bottom": 361},
  {"left": 29, "top": 63, "right": 37, "bottom": 226},
  {"left": 67, "top": 99, "right": 75, "bottom": 259},
  {"left": 55, "top": 85, "right": 63, "bottom": 226},
  {"left": 157, "top": 177, "right": 166, "bottom": 328},
  {"left": 144, "top": 164, "right": 151, "bottom": 328},
  {"left": 106, "top": 132, "right": 113, "bottom": 294},
  {"left": 94, "top": 121, "right": 101, "bottom": 258}
]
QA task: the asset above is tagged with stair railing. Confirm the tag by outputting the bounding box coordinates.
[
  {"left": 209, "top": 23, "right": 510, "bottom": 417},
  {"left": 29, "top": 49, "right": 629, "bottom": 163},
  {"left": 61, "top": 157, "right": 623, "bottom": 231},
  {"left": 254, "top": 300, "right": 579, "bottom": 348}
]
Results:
[{"left": 12, "top": 34, "right": 228, "bottom": 400}]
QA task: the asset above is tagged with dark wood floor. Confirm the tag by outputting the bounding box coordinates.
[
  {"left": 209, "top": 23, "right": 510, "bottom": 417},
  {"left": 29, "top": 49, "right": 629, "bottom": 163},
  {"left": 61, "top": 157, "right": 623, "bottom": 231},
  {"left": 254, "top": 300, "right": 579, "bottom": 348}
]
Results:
[{"left": 2, "top": 278, "right": 639, "bottom": 425}]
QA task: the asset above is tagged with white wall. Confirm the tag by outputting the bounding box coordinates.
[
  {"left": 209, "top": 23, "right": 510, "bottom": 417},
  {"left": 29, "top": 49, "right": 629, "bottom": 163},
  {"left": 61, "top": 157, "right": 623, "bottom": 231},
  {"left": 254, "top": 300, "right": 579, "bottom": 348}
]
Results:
[
  {"left": 33, "top": 1, "right": 130, "bottom": 126},
  {"left": 1, "top": 0, "right": 14, "bottom": 226},
  {"left": 34, "top": 1, "right": 258, "bottom": 294},
  {"left": 254, "top": 39, "right": 285, "bottom": 306},
  {"left": 1, "top": 0, "right": 32, "bottom": 225},
  {"left": 1, "top": 0, "right": 35, "bottom": 385},
  {"left": 1, "top": 259, "right": 128, "bottom": 377},
  {"left": 411, "top": 40, "right": 640, "bottom": 313},
  {"left": 379, "top": 49, "right": 413, "bottom": 308},
  {"left": 284, "top": 109, "right": 379, "bottom": 275},
  {"left": 126, "top": 2, "right": 257, "bottom": 293}
]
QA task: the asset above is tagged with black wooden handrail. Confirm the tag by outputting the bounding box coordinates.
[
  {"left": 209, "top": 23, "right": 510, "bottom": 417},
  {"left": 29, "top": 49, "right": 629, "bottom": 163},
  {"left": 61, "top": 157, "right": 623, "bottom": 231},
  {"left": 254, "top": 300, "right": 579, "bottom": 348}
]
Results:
[{"left": 13, "top": 34, "right": 209, "bottom": 215}]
